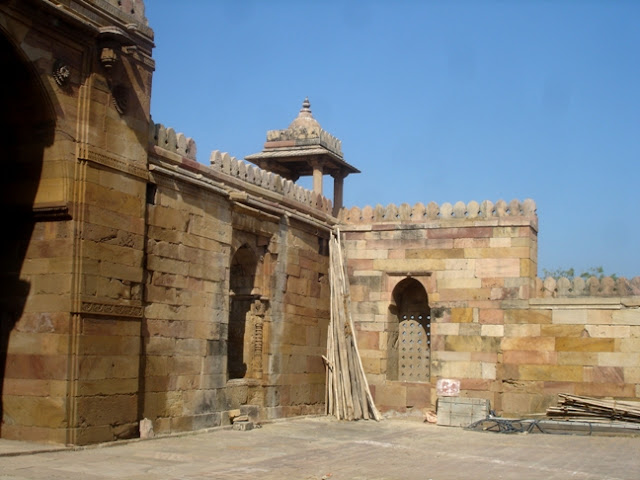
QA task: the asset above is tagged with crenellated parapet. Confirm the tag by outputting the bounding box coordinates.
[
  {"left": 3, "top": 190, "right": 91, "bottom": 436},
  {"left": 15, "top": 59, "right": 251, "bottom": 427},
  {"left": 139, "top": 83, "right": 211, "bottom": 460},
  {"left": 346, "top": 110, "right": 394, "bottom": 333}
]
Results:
[
  {"left": 536, "top": 276, "right": 640, "bottom": 298},
  {"left": 339, "top": 199, "right": 536, "bottom": 224},
  {"left": 149, "top": 123, "right": 198, "bottom": 160},
  {"left": 149, "top": 123, "right": 333, "bottom": 215},
  {"left": 209, "top": 150, "right": 333, "bottom": 213}
]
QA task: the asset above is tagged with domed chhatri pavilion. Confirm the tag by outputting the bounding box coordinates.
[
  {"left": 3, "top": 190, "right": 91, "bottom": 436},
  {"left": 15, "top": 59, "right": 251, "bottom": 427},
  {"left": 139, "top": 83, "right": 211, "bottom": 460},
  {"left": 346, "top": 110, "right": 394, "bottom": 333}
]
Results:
[{"left": 246, "top": 98, "right": 360, "bottom": 214}]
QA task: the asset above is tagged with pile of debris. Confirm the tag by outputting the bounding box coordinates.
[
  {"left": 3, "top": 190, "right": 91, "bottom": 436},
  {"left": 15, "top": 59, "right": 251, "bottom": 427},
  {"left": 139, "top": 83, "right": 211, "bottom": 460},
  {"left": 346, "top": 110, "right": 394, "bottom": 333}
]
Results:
[{"left": 546, "top": 394, "right": 640, "bottom": 423}]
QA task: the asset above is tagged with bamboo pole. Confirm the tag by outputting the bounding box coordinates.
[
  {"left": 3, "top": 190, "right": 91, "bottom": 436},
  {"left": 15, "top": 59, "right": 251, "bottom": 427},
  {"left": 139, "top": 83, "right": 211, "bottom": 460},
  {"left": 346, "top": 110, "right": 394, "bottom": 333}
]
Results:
[{"left": 323, "top": 229, "right": 381, "bottom": 421}]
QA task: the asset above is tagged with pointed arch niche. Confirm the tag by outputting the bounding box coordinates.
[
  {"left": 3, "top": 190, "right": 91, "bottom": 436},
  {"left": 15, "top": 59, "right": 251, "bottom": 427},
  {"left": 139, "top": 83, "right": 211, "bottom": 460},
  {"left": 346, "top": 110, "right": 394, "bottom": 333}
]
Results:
[
  {"left": 228, "top": 243, "right": 264, "bottom": 380},
  {"left": 387, "top": 278, "right": 431, "bottom": 382},
  {"left": 227, "top": 233, "right": 272, "bottom": 382}
]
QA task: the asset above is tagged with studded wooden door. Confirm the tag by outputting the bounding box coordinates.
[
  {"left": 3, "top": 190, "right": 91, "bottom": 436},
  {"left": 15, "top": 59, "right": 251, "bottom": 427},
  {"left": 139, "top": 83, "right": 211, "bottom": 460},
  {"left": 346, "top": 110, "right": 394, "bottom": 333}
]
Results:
[{"left": 398, "top": 313, "right": 430, "bottom": 382}]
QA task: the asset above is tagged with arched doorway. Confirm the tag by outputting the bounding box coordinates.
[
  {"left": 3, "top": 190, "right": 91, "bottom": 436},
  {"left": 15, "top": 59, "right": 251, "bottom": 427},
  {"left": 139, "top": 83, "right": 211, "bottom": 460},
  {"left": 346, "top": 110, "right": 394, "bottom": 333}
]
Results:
[
  {"left": 0, "top": 31, "right": 55, "bottom": 433},
  {"left": 228, "top": 244, "right": 260, "bottom": 380},
  {"left": 388, "top": 278, "right": 431, "bottom": 382}
]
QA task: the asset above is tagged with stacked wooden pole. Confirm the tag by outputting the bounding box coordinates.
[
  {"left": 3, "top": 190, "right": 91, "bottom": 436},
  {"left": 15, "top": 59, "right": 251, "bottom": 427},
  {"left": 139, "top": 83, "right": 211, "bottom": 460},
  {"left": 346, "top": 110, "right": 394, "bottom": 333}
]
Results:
[
  {"left": 324, "top": 229, "right": 382, "bottom": 421},
  {"left": 547, "top": 394, "right": 640, "bottom": 423}
]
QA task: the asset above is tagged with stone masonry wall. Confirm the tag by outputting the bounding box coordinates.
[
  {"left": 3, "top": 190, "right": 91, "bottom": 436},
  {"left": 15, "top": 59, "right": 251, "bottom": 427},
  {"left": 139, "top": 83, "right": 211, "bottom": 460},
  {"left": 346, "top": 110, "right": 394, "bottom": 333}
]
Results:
[
  {"left": 499, "top": 277, "right": 640, "bottom": 416},
  {"left": 1, "top": 0, "right": 153, "bottom": 444},
  {"left": 144, "top": 128, "right": 331, "bottom": 435},
  {"left": 340, "top": 200, "right": 538, "bottom": 413},
  {"left": 341, "top": 201, "right": 640, "bottom": 416}
]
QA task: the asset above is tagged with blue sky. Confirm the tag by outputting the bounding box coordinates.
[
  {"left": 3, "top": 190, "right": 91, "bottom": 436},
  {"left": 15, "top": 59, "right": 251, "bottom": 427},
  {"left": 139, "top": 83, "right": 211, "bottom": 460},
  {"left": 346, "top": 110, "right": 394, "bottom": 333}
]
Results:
[{"left": 146, "top": 1, "right": 640, "bottom": 279}]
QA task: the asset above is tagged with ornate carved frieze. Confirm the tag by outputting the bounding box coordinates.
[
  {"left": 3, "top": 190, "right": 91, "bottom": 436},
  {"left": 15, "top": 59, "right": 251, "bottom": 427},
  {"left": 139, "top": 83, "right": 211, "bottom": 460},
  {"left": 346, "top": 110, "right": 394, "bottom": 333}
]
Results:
[{"left": 79, "top": 300, "right": 143, "bottom": 319}]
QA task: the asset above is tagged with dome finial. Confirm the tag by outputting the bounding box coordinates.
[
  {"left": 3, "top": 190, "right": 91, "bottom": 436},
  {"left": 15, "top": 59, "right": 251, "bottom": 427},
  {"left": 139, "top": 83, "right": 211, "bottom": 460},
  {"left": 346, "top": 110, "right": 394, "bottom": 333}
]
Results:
[{"left": 300, "top": 97, "right": 311, "bottom": 114}]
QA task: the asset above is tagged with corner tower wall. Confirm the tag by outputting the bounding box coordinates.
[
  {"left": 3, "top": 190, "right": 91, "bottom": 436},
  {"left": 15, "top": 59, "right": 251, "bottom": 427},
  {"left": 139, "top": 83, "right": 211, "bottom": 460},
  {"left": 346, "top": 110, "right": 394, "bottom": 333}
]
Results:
[
  {"left": 341, "top": 201, "right": 640, "bottom": 416},
  {"left": 340, "top": 199, "right": 539, "bottom": 412}
]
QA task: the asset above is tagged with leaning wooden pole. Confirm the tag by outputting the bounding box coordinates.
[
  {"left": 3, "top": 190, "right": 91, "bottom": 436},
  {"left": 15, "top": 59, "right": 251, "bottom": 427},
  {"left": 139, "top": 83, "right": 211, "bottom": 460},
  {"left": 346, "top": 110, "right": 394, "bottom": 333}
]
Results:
[{"left": 324, "top": 228, "right": 382, "bottom": 421}]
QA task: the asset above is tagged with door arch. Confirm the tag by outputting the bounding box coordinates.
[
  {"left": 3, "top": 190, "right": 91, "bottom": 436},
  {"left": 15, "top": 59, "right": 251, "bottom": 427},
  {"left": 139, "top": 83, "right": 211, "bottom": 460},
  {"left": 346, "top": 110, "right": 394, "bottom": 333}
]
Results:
[{"left": 388, "top": 278, "right": 431, "bottom": 382}]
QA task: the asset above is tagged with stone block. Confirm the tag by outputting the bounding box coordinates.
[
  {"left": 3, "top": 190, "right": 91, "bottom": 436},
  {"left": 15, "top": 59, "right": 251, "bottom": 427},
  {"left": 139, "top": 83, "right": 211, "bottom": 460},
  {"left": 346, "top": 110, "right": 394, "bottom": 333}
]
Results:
[
  {"left": 478, "top": 309, "right": 503, "bottom": 324},
  {"left": 445, "top": 336, "right": 501, "bottom": 353},
  {"left": 552, "top": 310, "right": 588, "bottom": 325},
  {"left": 556, "top": 351, "right": 599, "bottom": 366},
  {"left": 555, "top": 337, "right": 614, "bottom": 352},
  {"left": 583, "top": 366, "right": 624, "bottom": 383},
  {"left": 406, "top": 383, "right": 432, "bottom": 408},
  {"left": 437, "top": 397, "right": 489, "bottom": 427},
  {"left": 2, "top": 395, "right": 67, "bottom": 428},
  {"left": 505, "top": 309, "right": 551, "bottom": 325},
  {"left": 4, "top": 354, "right": 68, "bottom": 380},
  {"left": 475, "top": 258, "right": 520, "bottom": 278},
  {"left": 574, "top": 383, "right": 635, "bottom": 398},
  {"left": 505, "top": 324, "right": 541, "bottom": 337},
  {"left": 612, "top": 309, "right": 640, "bottom": 326},
  {"left": 501, "top": 336, "right": 555, "bottom": 352},
  {"left": 597, "top": 352, "right": 640, "bottom": 367},
  {"left": 503, "top": 350, "right": 557, "bottom": 365},
  {"left": 539, "top": 324, "right": 583, "bottom": 337},
  {"left": 501, "top": 392, "right": 552, "bottom": 416},
  {"left": 517, "top": 365, "right": 583, "bottom": 382},
  {"left": 616, "top": 337, "right": 640, "bottom": 353},
  {"left": 432, "top": 361, "right": 482, "bottom": 379},
  {"left": 76, "top": 394, "right": 138, "bottom": 426},
  {"left": 374, "top": 383, "right": 407, "bottom": 409},
  {"left": 584, "top": 325, "right": 630, "bottom": 338},
  {"left": 450, "top": 308, "right": 473, "bottom": 323},
  {"left": 480, "top": 325, "right": 504, "bottom": 337}
]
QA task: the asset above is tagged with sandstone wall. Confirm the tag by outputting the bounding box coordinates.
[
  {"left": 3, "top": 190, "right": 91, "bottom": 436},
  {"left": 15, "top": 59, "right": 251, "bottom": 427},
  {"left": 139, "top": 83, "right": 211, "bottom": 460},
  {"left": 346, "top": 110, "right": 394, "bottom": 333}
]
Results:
[
  {"left": 498, "top": 278, "right": 640, "bottom": 416},
  {"left": 341, "top": 202, "right": 640, "bottom": 416},
  {"left": 1, "top": 0, "right": 153, "bottom": 444},
  {"left": 340, "top": 200, "right": 538, "bottom": 413},
  {"left": 143, "top": 130, "right": 331, "bottom": 435}
]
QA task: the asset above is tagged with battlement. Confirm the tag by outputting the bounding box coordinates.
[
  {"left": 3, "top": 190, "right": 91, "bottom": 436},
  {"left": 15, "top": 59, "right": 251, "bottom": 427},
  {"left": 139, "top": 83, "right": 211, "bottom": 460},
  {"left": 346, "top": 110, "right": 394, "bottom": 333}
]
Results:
[
  {"left": 339, "top": 199, "right": 536, "bottom": 224},
  {"left": 149, "top": 123, "right": 333, "bottom": 215},
  {"left": 536, "top": 276, "right": 640, "bottom": 298}
]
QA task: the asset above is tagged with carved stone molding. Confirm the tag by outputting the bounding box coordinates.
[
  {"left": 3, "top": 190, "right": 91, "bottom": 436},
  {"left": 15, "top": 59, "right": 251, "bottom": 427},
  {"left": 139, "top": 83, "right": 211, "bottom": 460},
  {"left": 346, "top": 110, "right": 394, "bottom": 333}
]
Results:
[
  {"left": 82, "top": 149, "right": 148, "bottom": 180},
  {"left": 80, "top": 301, "right": 143, "bottom": 319}
]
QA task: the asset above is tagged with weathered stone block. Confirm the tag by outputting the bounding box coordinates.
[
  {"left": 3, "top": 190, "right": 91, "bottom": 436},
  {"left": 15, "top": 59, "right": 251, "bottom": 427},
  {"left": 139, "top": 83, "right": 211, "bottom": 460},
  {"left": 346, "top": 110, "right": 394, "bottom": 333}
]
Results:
[
  {"left": 450, "top": 308, "right": 473, "bottom": 323},
  {"left": 555, "top": 337, "right": 614, "bottom": 352},
  {"left": 501, "top": 337, "right": 555, "bottom": 352}
]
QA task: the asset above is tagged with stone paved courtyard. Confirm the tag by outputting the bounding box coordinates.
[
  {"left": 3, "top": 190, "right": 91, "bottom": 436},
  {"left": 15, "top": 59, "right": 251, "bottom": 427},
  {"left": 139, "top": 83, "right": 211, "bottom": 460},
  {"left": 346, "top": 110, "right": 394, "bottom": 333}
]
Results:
[{"left": 0, "top": 417, "right": 638, "bottom": 480}]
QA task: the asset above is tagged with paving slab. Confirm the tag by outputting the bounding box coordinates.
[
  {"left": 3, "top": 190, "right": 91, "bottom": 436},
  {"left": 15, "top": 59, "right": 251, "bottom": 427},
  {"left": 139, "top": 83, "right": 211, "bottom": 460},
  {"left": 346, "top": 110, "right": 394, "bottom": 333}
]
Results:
[{"left": 0, "top": 416, "right": 639, "bottom": 480}]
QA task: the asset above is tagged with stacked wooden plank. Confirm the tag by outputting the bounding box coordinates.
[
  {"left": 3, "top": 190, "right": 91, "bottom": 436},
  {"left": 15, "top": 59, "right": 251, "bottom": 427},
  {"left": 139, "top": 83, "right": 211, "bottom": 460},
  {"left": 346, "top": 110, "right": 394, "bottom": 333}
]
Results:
[
  {"left": 547, "top": 394, "right": 640, "bottom": 423},
  {"left": 324, "top": 229, "right": 382, "bottom": 421}
]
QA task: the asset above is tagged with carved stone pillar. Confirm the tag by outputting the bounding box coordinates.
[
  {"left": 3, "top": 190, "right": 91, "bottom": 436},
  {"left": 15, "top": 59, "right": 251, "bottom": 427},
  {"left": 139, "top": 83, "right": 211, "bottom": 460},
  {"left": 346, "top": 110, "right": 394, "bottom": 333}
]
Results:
[{"left": 250, "top": 298, "right": 268, "bottom": 379}]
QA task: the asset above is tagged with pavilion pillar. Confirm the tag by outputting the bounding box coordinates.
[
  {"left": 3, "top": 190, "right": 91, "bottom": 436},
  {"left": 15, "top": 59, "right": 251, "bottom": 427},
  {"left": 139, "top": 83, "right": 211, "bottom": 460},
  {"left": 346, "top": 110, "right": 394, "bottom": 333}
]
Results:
[
  {"left": 311, "top": 160, "right": 323, "bottom": 196},
  {"left": 332, "top": 172, "right": 347, "bottom": 216}
]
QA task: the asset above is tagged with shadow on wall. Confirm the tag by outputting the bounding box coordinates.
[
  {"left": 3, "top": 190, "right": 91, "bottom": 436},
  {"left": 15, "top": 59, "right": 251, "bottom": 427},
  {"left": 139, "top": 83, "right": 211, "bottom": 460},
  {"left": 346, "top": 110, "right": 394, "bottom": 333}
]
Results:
[{"left": 0, "top": 31, "right": 55, "bottom": 435}]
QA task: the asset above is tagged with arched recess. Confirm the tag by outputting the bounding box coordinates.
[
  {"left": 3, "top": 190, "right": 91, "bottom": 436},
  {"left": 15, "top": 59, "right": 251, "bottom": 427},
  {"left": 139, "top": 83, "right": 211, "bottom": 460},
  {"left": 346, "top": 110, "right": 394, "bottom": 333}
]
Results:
[
  {"left": 228, "top": 244, "right": 265, "bottom": 380},
  {"left": 0, "top": 30, "right": 56, "bottom": 433},
  {"left": 387, "top": 278, "right": 431, "bottom": 382}
]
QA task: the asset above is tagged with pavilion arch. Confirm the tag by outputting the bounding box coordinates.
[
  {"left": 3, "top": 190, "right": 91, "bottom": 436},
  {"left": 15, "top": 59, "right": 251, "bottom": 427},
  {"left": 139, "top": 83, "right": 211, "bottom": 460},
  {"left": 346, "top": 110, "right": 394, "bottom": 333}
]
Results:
[
  {"left": 0, "top": 29, "right": 56, "bottom": 435},
  {"left": 387, "top": 278, "right": 431, "bottom": 382}
]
